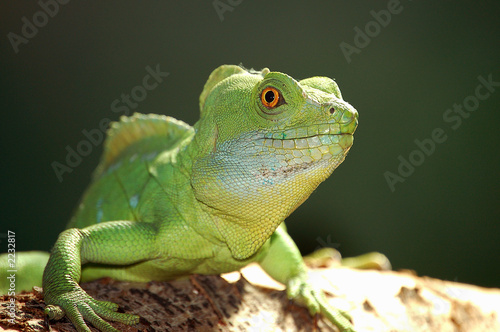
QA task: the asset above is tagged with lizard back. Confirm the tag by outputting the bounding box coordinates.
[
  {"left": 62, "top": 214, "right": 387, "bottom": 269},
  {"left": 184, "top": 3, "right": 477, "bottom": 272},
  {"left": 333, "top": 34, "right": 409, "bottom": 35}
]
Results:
[{"left": 67, "top": 113, "right": 194, "bottom": 229}]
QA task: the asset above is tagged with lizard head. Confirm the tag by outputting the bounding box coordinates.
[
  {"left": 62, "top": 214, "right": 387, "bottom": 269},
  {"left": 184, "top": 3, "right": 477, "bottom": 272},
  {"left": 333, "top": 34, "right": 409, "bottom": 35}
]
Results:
[{"left": 191, "top": 65, "right": 358, "bottom": 259}]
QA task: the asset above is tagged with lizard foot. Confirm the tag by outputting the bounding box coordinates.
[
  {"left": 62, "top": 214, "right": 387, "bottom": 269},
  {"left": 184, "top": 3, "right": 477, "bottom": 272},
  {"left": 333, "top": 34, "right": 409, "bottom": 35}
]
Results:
[
  {"left": 45, "top": 286, "right": 139, "bottom": 332},
  {"left": 287, "top": 275, "right": 355, "bottom": 332}
]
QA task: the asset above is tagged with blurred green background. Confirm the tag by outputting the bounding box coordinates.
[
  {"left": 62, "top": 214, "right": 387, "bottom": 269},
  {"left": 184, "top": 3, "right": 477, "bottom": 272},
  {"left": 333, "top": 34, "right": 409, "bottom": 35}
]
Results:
[{"left": 1, "top": 1, "right": 499, "bottom": 287}]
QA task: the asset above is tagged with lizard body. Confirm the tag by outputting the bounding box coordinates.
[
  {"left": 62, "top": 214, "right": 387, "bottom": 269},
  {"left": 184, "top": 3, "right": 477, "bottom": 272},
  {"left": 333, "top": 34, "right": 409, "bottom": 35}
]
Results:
[{"left": 6, "top": 65, "right": 359, "bottom": 331}]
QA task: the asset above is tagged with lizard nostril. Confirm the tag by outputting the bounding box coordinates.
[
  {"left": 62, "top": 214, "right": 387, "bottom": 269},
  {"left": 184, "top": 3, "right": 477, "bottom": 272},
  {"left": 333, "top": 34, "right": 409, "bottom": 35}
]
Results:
[{"left": 329, "top": 107, "right": 335, "bottom": 115}]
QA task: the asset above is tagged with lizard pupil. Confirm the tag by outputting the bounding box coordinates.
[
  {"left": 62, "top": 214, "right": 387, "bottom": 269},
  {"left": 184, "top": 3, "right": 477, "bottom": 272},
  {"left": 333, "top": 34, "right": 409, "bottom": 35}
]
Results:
[
  {"left": 261, "top": 87, "right": 281, "bottom": 108},
  {"left": 265, "top": 90, "right": 275, "bottom": 103}
]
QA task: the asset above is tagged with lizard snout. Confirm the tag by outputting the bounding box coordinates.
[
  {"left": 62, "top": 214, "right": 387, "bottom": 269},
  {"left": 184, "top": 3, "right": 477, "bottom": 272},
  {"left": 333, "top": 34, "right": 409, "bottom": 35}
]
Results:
[{"left": 325, "top": 100, "right": 358, "bottom": 134}]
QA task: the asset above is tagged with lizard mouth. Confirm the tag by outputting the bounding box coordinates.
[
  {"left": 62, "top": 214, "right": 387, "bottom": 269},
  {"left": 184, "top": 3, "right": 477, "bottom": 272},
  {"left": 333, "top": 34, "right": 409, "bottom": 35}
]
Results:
[
  {"left": 255, "top": 127, "right": 354, "bottom": 167},
  {"left": 263, "top": 120, "right": 356, "bottom": 140}
]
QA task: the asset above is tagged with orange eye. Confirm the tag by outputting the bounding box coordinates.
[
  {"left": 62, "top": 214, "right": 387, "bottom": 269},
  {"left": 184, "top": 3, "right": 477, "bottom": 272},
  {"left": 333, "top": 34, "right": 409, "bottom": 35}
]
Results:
[{"left": 261, "top": 87, "right": 280, "bottom": 108}]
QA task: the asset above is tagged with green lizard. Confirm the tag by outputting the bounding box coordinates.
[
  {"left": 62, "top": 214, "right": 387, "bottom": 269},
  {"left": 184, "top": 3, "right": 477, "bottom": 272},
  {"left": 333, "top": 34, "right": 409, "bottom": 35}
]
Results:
[{"left": 3, "top": 65, "right": 359, "bottom": 331}]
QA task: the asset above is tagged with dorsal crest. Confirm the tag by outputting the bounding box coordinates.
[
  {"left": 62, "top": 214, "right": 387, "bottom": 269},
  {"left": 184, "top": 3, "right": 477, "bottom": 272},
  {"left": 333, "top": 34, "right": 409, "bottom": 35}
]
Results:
[
  {"left": 94, "top": 113, "right": 193, "bottom": 178},
  {"left": 199, "top": 65, "right": 270, "bottom": 112}
]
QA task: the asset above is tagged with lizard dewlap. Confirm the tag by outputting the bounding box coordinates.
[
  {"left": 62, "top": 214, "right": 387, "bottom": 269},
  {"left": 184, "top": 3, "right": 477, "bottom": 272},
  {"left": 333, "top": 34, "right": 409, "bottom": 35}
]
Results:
[{"left": 25, "top": 65, "right": 359, "bottom": 332}]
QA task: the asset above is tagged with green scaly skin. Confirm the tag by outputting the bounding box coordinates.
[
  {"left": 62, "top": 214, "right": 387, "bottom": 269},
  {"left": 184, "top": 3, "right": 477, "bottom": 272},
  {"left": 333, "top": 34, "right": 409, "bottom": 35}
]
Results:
[{"left": 41, "top": 65, "right": 358, "bottom": 331}]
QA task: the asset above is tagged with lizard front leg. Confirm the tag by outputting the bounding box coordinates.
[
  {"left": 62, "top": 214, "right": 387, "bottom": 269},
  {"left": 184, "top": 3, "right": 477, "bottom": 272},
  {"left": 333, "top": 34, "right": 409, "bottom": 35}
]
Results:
[
  {"left": 258, "top": 224, "right": 355, "bottom": 332},
  {"left": 43, "top": 221, "right": 158, "bottom": 332}
]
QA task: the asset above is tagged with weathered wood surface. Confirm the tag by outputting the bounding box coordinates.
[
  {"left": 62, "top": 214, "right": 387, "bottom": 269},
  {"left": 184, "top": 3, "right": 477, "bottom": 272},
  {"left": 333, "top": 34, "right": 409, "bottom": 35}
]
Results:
[{"left": 1, "top": 264, "right": 499, "bottom": 331}]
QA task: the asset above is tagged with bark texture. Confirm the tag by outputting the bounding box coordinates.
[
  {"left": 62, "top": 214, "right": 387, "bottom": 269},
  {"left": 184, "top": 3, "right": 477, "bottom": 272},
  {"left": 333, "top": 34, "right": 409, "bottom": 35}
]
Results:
[{"left": 1, "top": 264, "right": 499, "bottom": 331}]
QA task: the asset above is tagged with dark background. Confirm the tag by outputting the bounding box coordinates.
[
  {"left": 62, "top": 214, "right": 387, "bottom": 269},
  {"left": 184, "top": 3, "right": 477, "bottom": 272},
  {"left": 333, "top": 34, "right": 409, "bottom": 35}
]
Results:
[{"left": 1, "top": 1, "right": 499, "bottom": 287}]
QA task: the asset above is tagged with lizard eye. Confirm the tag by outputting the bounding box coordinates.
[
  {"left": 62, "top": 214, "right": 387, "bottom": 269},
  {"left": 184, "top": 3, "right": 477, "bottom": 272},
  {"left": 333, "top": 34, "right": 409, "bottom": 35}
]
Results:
[{"left": 261, "top": 87, "right": 281, "bottom": 108}]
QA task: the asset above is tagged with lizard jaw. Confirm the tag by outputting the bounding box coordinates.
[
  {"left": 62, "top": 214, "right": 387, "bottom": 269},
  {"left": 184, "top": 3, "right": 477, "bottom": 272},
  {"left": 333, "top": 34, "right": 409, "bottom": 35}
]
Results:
[{"left": 253, "top": 132, "right": 354, "bottom": 168}]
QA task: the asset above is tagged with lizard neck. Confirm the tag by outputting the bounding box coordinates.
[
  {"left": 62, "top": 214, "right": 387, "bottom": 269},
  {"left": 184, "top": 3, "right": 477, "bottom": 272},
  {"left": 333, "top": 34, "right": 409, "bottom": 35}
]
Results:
[{"left": 188, "top": 127, "right": 341, "bottom": 260}]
